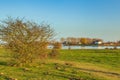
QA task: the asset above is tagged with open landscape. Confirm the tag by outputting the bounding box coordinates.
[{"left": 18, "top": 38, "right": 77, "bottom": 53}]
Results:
[
  {"left": 0, "top": 0, "right": 120, "bottom": 80},
  {"left": 0, "top": 48, "right": 120, "bottom": 80}
]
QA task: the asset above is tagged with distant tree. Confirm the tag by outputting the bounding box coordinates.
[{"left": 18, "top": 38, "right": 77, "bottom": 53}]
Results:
[
  {"left": 60, "top": 38, "right": 65, "bottom": 43},
  {"left": 80, "top": 38, "right": 88, "bottom": 45},
  {"left": 80, "top": 38, "right": 94, "bottom": 45},
  {"left": 70, "top": 37, "right": 77, "bottom": 45},
  {"left": 0, "top": 17, "right": 54, "bottom": 66}
]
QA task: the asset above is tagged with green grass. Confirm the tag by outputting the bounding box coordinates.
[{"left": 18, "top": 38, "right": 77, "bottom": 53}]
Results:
[
  {"left": 0, "top": 48, "right": 120, "bottom": 80},
  {"left": 59, "top": 49, "right": 120, "bottom": 69}
]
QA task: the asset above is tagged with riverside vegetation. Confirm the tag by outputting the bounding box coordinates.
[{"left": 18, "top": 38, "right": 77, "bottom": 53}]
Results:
[{"left": 0, "top": 48, "right": 120, "bottom": 80}]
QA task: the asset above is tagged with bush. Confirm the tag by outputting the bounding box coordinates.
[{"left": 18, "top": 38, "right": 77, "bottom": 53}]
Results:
[
  {"left": 0, "top": 17, "right": 54, "bottom": 66},
  {"left": 53, "top": 42, "right": 62, "bottom": 49},
  {"left": 49, "top": 42, "right": 61, "bottom": 58},
  {"left": 49, "top": 49, "right": 60, "bottom": 58}
]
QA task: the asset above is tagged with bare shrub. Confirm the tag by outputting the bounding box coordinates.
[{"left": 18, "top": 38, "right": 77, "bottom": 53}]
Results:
[
  {"left": 0, "top": 17, "right": 54, "bottom": 66},
  {"left": 49, "top": 42, "right": 62, "bottom": 58}
]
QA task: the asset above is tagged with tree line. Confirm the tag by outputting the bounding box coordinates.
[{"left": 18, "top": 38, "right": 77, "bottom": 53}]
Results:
[{"left": 60, "top": 37, "right": 103, "bottom": 46}]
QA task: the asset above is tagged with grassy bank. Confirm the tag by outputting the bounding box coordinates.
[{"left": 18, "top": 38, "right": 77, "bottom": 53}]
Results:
[
  {"left": 59, "top": 49, "right": 120, "bottom": 70},
  {"left": 0, "top": 48, "right": 120, "bottom": 80}
]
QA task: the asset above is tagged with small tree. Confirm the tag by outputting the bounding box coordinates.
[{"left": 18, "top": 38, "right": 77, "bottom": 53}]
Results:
[
  {"left": 0, "top": 17, "right": 54, "bottom": 66},
  {"left": 50, "top": 42, "right": 62, "bottom": 58}
]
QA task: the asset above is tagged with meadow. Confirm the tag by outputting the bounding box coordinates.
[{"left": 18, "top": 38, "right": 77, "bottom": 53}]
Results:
[{"left": 0, "top": 48, "right": 120, "bottom": 80}]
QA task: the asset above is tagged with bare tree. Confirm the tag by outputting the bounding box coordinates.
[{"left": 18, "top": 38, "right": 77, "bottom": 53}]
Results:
[{"left": 0, "top": 17, "right": 54, "bottom": 66}]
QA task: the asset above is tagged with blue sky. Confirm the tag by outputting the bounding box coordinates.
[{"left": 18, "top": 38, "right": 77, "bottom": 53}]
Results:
[{"left": 0, "top": 0, "right": 120, "bottom": 41}]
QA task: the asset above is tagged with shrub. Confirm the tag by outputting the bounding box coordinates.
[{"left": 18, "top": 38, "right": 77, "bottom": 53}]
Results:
[
  {"left": 0, "top": 17, "right": 54, "bottom": 66},
  {"left": 49, "top": 42, "right": 62, "bottom": 58}
]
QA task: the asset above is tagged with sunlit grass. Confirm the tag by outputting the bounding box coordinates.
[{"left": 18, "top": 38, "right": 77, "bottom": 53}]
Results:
[
  {"left": 59, "top": 49, "right": 120, "bottom": 70},
  {"left": 0, "top": 48, "right": 120, "bottom": 80}
]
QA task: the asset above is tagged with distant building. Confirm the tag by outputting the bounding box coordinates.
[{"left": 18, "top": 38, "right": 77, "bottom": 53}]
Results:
[
  {"left": 93, "top": 39, "right": 103, "bottom": 45},
  {"left": 94, "top": 41, "right": 102, "bottom": 45}
]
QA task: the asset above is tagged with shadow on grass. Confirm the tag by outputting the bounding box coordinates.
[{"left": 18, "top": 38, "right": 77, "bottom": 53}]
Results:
[
  {"left": 72, "top": 66, "right": 120, "bottom": 77},
  {"left": 0, "top": 61, "right": 8, "bottom": 66},
  {"left": 47, "top": 62, "right": 120, "bottom": 80},
  {"left": 43, "top": 71, "right": 83, "bottom": 80},
  {"left": 42, "top": 63, "right": 88, "bottom": 80}
]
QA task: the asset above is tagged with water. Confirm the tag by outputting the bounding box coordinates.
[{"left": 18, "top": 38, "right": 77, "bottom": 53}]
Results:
[
  {"left": 48, "top": 45, "right": 120, "bottom": 49},
  {"left": 62, "top": 46, "right": 120, "bottom": 49}
]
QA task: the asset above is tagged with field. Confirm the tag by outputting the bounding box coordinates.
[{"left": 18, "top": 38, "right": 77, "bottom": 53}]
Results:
[{"left": 0, "top": 48, "right": 120, "bottom": 80}]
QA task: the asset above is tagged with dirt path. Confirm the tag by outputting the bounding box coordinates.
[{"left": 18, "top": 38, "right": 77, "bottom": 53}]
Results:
[{"left": 48, "top": 59, "right": 120, "bottom": 80}]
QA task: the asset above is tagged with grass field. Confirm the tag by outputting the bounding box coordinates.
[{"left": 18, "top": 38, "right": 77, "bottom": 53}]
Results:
[{"left": 0, "top": 48, "right": 120, "bottom": 80}]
